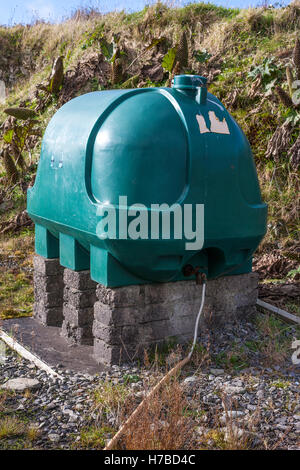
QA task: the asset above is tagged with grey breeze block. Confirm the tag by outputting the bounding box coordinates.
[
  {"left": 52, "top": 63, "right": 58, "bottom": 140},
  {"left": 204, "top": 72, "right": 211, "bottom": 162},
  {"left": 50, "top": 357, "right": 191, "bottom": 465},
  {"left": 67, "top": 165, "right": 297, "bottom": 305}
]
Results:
[
  {"left": 33, "top": 255, "right": 258, "bottom": 365},
  {"left": 61, "top": 269, "right": 97, "bottom": 346},
  {"left": 92, "top": 272, "right": 258, "bottom": 365},
  {"left": 33, "top": 256, "right": 64, "bottom": 327}
]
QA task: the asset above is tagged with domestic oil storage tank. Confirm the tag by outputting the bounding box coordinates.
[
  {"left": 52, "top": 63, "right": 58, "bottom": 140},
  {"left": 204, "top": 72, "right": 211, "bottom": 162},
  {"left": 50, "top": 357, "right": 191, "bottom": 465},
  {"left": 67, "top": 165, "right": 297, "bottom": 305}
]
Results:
[{"left": 27, "top": 75, "right": 267, "bottom": 287}]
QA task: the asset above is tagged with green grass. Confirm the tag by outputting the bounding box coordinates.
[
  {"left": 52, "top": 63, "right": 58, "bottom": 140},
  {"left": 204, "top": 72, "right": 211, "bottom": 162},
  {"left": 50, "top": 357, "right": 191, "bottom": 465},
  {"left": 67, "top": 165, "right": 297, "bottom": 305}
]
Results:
[
  {"left": 93, "top": 381, "right": 130, "bottom": 414},
  {"left": 74, "top": 425, "right": 114, "bottom": 449},
  {"left": 0, "top": 231, "right": 34, "bottom": 320},
  {"left": 255, "top": 312, "right": 300, "bottom": 366},
  {"left": 123, "top": 374, "right": 141, "bottom": 384},
  {"left": 271, "top": 380, "right": 291, "bottom": 390},
  {"left": 214, "top": 349, "right": 249, "bottom": 371},
  {"left": 0, "top": 409, "right": 40, "bottom": 450},
  {"left": 0, "top": 272, "right": 33, "bottom": 319}
]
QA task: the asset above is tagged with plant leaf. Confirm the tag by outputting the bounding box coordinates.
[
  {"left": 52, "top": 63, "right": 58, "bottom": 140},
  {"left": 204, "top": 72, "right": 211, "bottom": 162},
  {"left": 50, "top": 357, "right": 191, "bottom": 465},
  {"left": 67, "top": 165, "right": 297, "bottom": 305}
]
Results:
[
  {"left": 4, "top": 107, "right": 37, "bottom": 120},
  {"left": 193, "top": 49, "right": 211, "bottom": 63},
  {"left": 3, "top": 129, "right": 14, "bottom": 143},
  {"left": 100, "top": 38, "right": 114, "bottom": 61},
  {"left": 162, "top": 48, "right": 176, "bottom": 73}
]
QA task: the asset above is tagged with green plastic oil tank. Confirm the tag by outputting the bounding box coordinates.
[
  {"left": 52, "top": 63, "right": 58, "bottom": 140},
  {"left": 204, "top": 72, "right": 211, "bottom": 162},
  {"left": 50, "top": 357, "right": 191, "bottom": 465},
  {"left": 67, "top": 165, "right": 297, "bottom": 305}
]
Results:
[{"left": 27, "top": 75, "right": 267, "bottom": 287}]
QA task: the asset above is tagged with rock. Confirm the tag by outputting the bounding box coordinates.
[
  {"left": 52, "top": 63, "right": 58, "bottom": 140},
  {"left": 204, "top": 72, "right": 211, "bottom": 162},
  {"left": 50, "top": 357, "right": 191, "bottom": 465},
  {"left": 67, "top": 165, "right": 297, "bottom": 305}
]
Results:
[
  {"left": 277, "top": 424, "right": 289, "bottom": 431},
  {"left": 257, "top": 390, "right": 264, "bottom": 399},
  {"left": 48, "top": 433, "right": 60, "bottom": 442},
  {"left": 222, "top": 425, "right": 247, "bottom": 441},
  {"left": 1, "top": 377, "right": 41, "bottom": 392},
  {"left": 27, "top": 363, "right": 36, "bottom": 369},
  {"left": 1, "top": 308, "right": 299, "bottom": 450},
  {"left": 232, "top": 379, "right": 243, "bottom": 387},
  {"left": 224, "top": 385, "right": 246, "bottom": 394},
  {"left": 195, "top": 426, "right": 206, "bottom": 436},
  {"left": 247, "top": 404, "right": 257, "bottom": 411},
  {"left": 62, "top": 409, "right": 78, "bottom": 421},
  {"left": 210, "top": 368, "right": 225, "bottom": 376},
  {"left": 46, "top": 402, "right": 57, "bottom": 410},
  {"left": 0, "top": 200, "right": 14, "bottom": 212},
  {"left": 220, "top": 410, "right": 245, "bottom": 424},
  {"left": 183, "top": 376, "right": 198, "bottom": 385}
]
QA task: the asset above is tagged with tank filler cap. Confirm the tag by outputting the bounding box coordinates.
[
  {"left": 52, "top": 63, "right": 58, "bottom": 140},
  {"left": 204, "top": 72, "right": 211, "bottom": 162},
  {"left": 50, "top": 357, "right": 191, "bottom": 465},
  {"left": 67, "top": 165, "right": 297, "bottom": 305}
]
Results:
[
  {"left": 172, "top": 75, "right": 207, "bottom": 90},
  {"left": 172, "top": 75, "right": 207, "bottom": 105}
]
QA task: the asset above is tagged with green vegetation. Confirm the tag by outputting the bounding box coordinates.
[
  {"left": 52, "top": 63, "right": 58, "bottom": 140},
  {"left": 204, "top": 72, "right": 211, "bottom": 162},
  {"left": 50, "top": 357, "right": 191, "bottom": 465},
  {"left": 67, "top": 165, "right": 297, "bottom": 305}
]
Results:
[
  {"left": 214, "top": 347, "right": 249, "bottom": 371},
  {"left": 255, "top": 312, "right": 300, "bottom": 365},
  {"left": 0, "top": 230, "right": 34, "bottom": 319},
  {"left": 0, "top": 391, "right": 40, "bottom": 450},
  {"left": 74, "top": 425, "right": 114, "bottom": 449},
  {"left": 271, "top": 379, "right": 291, "bottom": 389}
]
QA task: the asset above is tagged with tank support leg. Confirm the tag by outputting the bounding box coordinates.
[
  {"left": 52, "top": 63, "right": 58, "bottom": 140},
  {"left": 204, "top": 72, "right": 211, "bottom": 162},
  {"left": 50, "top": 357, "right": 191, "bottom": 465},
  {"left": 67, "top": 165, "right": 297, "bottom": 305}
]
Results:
[
  {"left": 59, "top": 233, "right": 90, "bottom": 271},
  {"left": 90, "top": 245, "right": 143, "bottom": 287},
  {"left": 35, "top": 224, "right": 59, "bottom": 258}
]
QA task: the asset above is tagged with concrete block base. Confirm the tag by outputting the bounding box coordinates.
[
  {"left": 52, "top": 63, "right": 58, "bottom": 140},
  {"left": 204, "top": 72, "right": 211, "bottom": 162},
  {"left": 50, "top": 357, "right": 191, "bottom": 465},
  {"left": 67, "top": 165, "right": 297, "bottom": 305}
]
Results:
[
  {"left": 61, "top": 269, "right": 97, "bottom": 346},
  {"left": 33, "top": 256, "right": 63, "bottom": 326},
  {"left": 92, "top": 273, "right": 258, "bottom": 365},
  {"left": 33, "top": 255, "right": 258, "bottom": 366}
]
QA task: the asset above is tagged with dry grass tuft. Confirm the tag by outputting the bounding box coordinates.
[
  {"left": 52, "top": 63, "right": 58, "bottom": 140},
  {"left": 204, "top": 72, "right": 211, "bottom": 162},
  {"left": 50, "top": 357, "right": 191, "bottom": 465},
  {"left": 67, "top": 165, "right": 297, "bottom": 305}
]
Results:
[
  {"left": 119, "top": 378, "right": 194, "bottom": 450},
  {"left": 26, "top": 425, "right": 40, "bottom": 442},
  {"left": 0, "top": 416, "right": 26, "bottom": 440},
  {"left": 92, "top": 380, "right": 130, "bottom": 428}
]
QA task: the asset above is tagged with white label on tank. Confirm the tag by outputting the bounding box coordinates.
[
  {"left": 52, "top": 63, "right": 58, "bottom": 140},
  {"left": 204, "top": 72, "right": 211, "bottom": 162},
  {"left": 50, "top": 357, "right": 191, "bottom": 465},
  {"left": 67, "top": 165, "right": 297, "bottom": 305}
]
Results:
[
  {"left": 209, "top": 111, "right": 230, "bottom": 134},
  {"left": 196, "top": 115, "right": 210, "bottom": 134},
  {"left": 196, "top": 111, "right": 230, "bottom": 135}
]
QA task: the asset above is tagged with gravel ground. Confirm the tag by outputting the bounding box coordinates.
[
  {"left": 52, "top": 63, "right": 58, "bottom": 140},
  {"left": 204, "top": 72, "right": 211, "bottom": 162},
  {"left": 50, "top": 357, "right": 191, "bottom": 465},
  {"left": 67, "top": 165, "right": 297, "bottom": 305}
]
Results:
[{"left": 0, "top": 312, "right": 299, "bottom": 450}]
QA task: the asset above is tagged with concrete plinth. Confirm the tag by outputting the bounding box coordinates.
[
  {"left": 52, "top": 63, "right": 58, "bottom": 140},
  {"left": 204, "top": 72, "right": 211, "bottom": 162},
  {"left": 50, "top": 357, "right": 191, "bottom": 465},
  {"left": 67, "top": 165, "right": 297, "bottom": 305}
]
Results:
[
  {"left": 33, "top": 256, "right": 64, "bottom": 326},
  {"left": 92, "top": 273, "right": 258, "bottom": 365}
]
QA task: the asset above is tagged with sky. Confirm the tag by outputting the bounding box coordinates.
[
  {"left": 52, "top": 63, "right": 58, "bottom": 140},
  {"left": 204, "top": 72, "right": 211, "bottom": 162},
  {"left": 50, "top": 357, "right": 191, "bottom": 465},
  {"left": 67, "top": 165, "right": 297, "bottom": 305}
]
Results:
[{"left": 0, "top": 0, "right": 292, "bottom": 26}]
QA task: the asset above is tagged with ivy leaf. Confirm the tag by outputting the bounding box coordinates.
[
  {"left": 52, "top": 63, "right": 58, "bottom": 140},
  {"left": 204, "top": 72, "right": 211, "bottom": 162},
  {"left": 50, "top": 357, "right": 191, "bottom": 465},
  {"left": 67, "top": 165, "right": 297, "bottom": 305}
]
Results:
[
  {"left": 3, "top": 129, "right": 13, "bottom": 143},
  {"left": 193, "top": 49, "right": 211, "bottom": 63},
  {"left": 99, "top": 38, "right": 114, "bottom": 61},
  {"left": 162, "top": 48, "right": 176, "bottom": 73}
]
